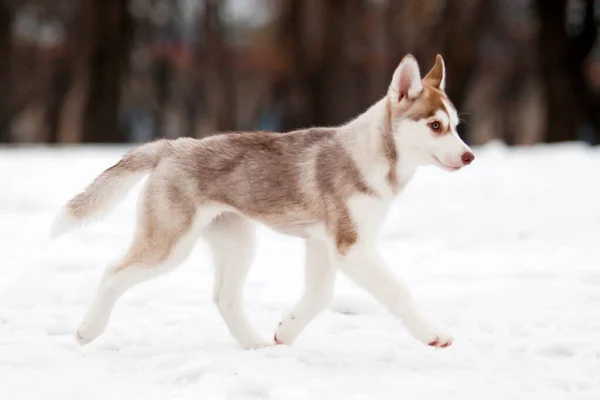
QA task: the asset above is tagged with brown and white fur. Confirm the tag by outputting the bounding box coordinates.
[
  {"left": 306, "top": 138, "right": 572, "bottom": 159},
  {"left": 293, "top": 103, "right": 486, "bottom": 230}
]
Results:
[{"left": 51, "top": 54, "right": 474, "bottom": 350}]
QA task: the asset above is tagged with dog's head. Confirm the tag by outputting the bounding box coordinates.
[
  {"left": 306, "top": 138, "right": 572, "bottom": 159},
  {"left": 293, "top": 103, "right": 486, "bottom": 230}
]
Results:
[{"left": 387, "top": 54, "right": 474, "bottom": 171}]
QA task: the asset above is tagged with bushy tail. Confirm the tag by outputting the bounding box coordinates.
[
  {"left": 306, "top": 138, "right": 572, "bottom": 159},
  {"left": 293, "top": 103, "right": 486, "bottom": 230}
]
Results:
[{"left": 50, "top": 139, "right": 176, "bottom": 239}]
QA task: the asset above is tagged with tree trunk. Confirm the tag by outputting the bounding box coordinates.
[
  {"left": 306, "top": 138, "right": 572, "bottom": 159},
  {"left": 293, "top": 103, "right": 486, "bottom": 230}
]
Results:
[
  {"left": 0, "top": 2, "right": 13, "bottom": 142},
  {"left": 314, "top": 0, "right": 348, "bottom": 126},
  {"left": 271, "top": 0, "right": 313, "bottom": 131},
  {"left": 536, "top": 0, "right": 580, "bottom": 142},
  {"left": 54, "top": 0, "right": 93, "bottom": 144},
  {"left": 83, "top": 0, "right": 133, "bottom": 143},
  {"left": 44, "top": 59, "right": 70, "bottom": 143},
  {"left": 436, "top": 0, "right": 491, "bottom": 143},
  {"left": 203, "top": 0, "right": 237, "bottom": 133},
  {"left": 564, "top": 0, "right": 600, "bottom": 144}
]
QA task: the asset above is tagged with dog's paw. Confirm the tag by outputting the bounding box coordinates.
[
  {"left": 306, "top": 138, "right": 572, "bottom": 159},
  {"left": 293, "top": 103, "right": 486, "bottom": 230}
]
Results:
[
  {"left": 427, "top": 333, "right": 453, "bottom": 348},
  {"left": 273, "top": 317, "right": 297, "bottom": 345},
  {"left": 242, "top": 339, "right": 277, "bottom": 350},
  {"left": 237, "top": 331, "right": 277, "bottom": 350},
  {"left": 409, "top": 321, "right": 454, "bottom": 349},
  {"left": 75, "top": 316, "right": 108, "bottom": 346},
  {"left": 75, "top": 327, "right": 98, "bottom": 346},
  {"left": 273, "top": 331, "right": 284, "bottom": 345}
]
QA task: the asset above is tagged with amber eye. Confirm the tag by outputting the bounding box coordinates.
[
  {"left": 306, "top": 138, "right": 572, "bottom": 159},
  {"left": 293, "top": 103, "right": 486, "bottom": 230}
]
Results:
[{"left": 430, "top": 121, "right": 441, "bottom": 132}]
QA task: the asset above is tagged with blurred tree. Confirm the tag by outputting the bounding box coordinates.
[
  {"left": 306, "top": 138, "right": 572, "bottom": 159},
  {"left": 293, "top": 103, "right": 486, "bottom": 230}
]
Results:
[
  {"left": 202, "top": 0, "right": 237, "bottom": 133},
  {"left": 82, "top": 0, "right": 133, "bottom": 142},
  {"left": 564, "top": 0, "right": 600, "bottom": 144},
  {"left": 316, "top": 0, "right": 360, "bottom": 126},
  {"left": 435, "top": 0, "right": 491, "bottom": 142},
  {"left": 537, "top": 0, "right": 580, "bottom": 142},
  {"left": 1, "top": 0, "right": 599, "bottom": 145},
  {"left": 55, "top": 0, "right": 92, "bottom": 143},
  {"left": 0, "top": 1, "right": 13, "bottom": 142},
  {"left": 536, "top": 0, "right": 600, "bottom": 143},
  {"left": 272, "top": 0, "right": 312, "bottom": 131}
]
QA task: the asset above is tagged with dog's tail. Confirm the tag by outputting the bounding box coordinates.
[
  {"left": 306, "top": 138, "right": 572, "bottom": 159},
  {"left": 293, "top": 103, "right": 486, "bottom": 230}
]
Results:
[{"left": 50, "top": 139, "right": 176, "bottom": 239}]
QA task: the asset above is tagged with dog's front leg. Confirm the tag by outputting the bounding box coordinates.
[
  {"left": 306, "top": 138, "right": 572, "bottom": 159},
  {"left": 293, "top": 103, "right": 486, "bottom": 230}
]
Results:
[
  {"left": 336, "top": 244, "right": 453, "bottom": 348},
  {"left": 274, "top": 239, "right": 336, "bottom": 345}
]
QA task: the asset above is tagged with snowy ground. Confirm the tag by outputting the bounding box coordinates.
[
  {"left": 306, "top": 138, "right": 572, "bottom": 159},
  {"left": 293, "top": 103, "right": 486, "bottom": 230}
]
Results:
[{"left": 1, "top": 142, "right": 599, "bottom": 400}]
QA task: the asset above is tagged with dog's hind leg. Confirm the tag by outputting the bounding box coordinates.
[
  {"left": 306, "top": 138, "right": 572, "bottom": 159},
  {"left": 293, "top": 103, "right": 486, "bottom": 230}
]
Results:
[
  {"left": 274, "top": 239, "right": 336, "bottom": 345},
  {"left": 205, "top": 213, "right": 270, "bottom": 349},
  {"left": 76, "top": 188, "right": 220, "bottom": 345}
]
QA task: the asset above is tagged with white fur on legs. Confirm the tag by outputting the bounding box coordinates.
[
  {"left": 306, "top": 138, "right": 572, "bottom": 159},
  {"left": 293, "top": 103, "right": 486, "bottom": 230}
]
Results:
[
  {"left": 76, "top": 205, "right": 221, "bottom": 345},
  {"left": 76, "top": 262, "right": 173, "bottom": 345},
  {"left": 335, "top": 243, "right": 453, "bottom": 348},
  {"left": 206, "top": 214, "right": 269, "bottom": 349},
  {"left": 274, "top": 239, "right": 335, "bottom": 344},
  {"left": 76, "top": 228, "right": 201, "bottom": 345}
]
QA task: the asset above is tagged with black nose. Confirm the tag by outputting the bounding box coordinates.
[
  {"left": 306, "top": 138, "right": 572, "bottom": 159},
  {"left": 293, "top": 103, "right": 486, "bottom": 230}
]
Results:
[{"left": 461, "top": 151, "right": 474, "bottom": 165}]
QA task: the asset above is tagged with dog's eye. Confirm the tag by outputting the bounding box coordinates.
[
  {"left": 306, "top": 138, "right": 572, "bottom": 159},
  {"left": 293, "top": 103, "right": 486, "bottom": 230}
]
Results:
[{"left": 430, "top": 121, "right": 441, "bottom": 132}]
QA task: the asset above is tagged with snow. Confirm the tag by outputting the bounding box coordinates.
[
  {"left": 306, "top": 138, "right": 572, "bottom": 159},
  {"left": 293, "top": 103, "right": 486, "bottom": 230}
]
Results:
[{"left": 1, "top": 141, "right": 599, "bottom": 400}]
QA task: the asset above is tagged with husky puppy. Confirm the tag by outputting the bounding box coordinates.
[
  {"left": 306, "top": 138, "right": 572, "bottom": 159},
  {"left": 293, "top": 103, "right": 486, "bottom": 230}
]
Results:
[{"left": 52, "top": 54, "right": 474, "bottom": 349}]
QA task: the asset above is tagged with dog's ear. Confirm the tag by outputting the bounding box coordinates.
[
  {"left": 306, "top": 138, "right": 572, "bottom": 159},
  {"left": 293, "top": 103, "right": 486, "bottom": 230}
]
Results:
[
  {"left": 388, "top": 54, "right": 423, "bottom": 105},
  {"left": 423, "top": 54, "right": 446, "bottom": 91}
]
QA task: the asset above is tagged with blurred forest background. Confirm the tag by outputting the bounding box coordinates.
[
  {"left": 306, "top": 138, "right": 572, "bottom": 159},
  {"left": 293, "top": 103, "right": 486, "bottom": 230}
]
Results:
[{"left": 1, "top": 0, "right": 600, "bottom": 145}]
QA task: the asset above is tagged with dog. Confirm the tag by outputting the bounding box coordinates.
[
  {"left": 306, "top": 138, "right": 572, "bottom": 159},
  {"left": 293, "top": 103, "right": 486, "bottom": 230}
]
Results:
[{"left": 51, "top": 54, "right": 474, "bottom": 350}]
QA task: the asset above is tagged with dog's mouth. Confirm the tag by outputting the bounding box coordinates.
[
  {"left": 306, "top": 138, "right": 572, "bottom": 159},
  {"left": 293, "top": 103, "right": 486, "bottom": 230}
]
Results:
[{"left": 432, "top": 155, "right": 461, "bottom": 171}]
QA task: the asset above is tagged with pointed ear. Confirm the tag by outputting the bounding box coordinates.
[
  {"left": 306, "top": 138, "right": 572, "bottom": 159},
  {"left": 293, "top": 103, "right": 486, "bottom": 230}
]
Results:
[
  {"left": 387, "top": 54, "right": 423, "bottom": 104},
  {"left": 423, "top": 54, "right": 446, "bottom": 90}
]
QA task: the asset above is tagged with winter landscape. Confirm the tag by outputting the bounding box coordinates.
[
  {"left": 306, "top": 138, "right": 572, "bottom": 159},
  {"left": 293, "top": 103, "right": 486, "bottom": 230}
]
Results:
[{"left": 0, "top": 142, "right": 599, "bottom": 400}]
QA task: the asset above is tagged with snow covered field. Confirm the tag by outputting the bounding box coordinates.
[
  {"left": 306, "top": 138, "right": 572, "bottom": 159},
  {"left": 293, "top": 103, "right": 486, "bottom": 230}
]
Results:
[{"left": 1, "top": 142, "right": 599, "bottom": 400}]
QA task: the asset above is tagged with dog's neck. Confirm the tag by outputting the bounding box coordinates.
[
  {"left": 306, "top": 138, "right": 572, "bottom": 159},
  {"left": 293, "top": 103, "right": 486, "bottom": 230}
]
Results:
[{"left": 340, "top": 97, "right": 419, "bottom": 197}]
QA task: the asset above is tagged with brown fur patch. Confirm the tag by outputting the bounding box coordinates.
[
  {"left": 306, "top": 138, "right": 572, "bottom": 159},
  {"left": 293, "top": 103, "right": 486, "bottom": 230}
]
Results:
[
  {"left": 400, "top": 84, "right": 451, "bottom": 122},
  {"left": 334, "top": 215, "right": 359, "bottom": 255},
  {"left": 382, "top": 100, "right": 399, "bottom": 193},
  {"left": 148, "top": 130, "right": 373, "bottom": 254},
  {"left": 115, "top": 184, "right": 195, "bottom": 271},
  {"left": 423, "top": 54, "right": 445, "bottom": 89},
  {"left": 314, "top": 137, "right": 374, "bottom": 198}
]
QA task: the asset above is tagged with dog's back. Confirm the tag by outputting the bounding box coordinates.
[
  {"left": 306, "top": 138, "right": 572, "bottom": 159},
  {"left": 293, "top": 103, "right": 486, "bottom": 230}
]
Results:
[{"left": 176, "top": 129, "right": 375, "bottom": 229}]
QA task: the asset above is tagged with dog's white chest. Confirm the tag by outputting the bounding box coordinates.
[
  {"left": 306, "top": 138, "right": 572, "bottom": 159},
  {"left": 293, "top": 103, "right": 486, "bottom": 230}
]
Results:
[{"left": 346, "top": 195, "right": 392, "bottom": 241}]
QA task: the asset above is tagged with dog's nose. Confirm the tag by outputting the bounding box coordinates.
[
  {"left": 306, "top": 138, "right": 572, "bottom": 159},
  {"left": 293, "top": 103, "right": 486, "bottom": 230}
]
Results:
[{"left": 461, "top": 151, "right": 475, "bottom": 165}]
